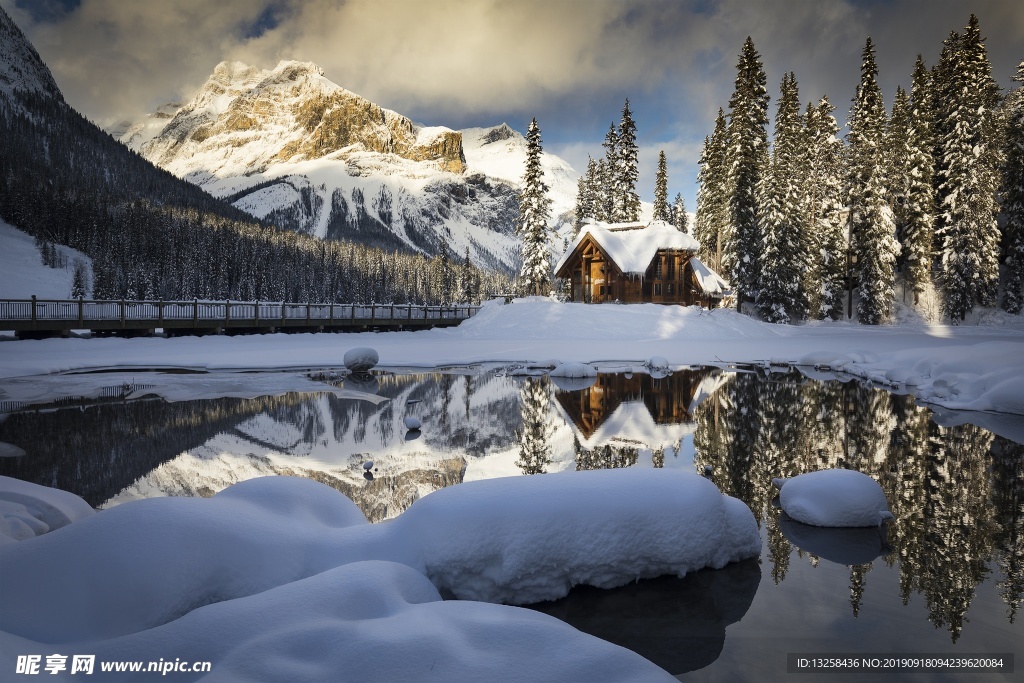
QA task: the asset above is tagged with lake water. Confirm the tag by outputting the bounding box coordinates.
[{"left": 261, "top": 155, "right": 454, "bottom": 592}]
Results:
[{"left": 1, "top": 366, "right": 1021, "bottom": 681}]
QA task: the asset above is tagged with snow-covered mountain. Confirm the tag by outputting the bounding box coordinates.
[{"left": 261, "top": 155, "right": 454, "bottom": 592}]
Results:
[
  {"left": 0, "top": 8, "right": 62, "bottom": 106},
  {"left": 116, "top": 61, "right": 579, "bottom": 272}
]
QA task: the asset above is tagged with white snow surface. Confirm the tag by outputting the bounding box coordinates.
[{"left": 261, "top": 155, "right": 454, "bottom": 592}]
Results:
[
  {"left": 0, "top": 472, "right": 753, "bottom": 680},
  {"left": 0, "top": 476, "right": 94, "bottom": 545},
  {"left": 342, "top": 346, "right": 378, "bottom": 371},
  {"left": 0, "top": 221, "right": 93, "bottom": 299},
  {"left": 773, "top": 469, "right": 894, "bottom": 528},
  {"left": 1, "top": 298, "right": 1022, "bottom": 417}
]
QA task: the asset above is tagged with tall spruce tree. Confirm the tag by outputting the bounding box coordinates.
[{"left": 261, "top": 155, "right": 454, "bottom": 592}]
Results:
[
  {"left": 653, "top": 150, "right": 670, "bottom": 221},
  {"left": 886, "top": 85, "right": 914, "bottom": 271},
  {"left": 1002, "top": 61, "right": 1024, "bottom": 313},
  {"left": 672, "top": 193, "right": 688, "bottom": 233},
  {"left": 517, "top": 117, "right": 553, "bottom": 296},
  {"left": 757, "top": 72, "right": 806, "bottom": 323},
  {"left": 617, "top": 100, "right": 641, "bottom": 221},
  {"left": 903, "top": 56, "right": 937, "bottom": 304},
  {"left": 695, "top": 108, "right": 729, "bottom": 271},
  {"left": 803, "top": 97, "right": 847, "bottom": 320},
  {"left": 574, "top": 156, "right": 598, "bottom": 233},
  {"left": 725, "top": 37, "right": 769, "bottom": 309},
  {"left": 847, "top": 37, "right": 900, "bottom": 324},
  {"left": 935, "top": 16, "right": 1002, "bottom": 319},
  {"left": 600, "top": 125, "right": 619, "bottom": 221}
]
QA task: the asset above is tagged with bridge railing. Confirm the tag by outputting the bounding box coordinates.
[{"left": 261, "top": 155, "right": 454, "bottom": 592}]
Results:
[{"left": 0, "top": 297, "right": 480, "bottom": 326}]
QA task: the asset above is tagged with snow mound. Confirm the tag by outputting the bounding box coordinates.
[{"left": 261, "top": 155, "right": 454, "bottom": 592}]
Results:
[
  {"left": 398, "top": 468, "right": 760, "bottom": 603},
  {"left": 5, "top": 561, "right": 675, "bottom": 682},
  {"left": 0, "top": 471, "right": 759, "bottom": 650},
  {"left": 343, "top": 346, "right": 379, "bottom": 372},
  {"left": 0, "top": 476, "right": 94, "bottom": 544},
  {"left": 772, "top": 469, "right": 894, "bottom": 528},
  {"left": 550, "top": 362, "right": 597, "bottom": 377}
]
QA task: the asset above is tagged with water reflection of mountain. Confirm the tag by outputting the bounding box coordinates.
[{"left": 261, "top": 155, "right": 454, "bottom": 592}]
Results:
[{"left": 691, "top": 368, "right": 1024, "bottom": 641}]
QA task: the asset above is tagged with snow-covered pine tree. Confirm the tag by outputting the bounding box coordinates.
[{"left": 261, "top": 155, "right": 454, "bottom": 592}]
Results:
[
  {"left": 886, "top": 86, "right": 913, "bottom": 270},
  {"left": 653, "top": 150, "right": 670, "bottom": 221},
  {"left": 847, "top": 37, "right": 900, "bottom": 324},
  {"left": 672, "top": 193, "right": 688, "bottom": 233},
  {"left": 695, "top": 108, "right": 729, "bottom": 271},
  {"left": 517, "top": 117, "right": 553, "bottom": 296},
  {"left": 516, "top": 376, "right": 553, "bottom": 475},
  {"left": 594, "top": 158, "right": 612, "bottom": 222},
  {"left": 600, "top": 124, "right": 619, "bottom": 221},
  {"left": 935, "top": 16, "right": 1002, "bottom": 320},
  {"left": 1002, "top": 61, "right": 1024, "bottom": 313},
  {"left": 617, "top": 100, "right": 641, "bottom": 221},
  {"left": 574, "top": 156, "right": 598, "bottom": 234},
  {"left": 757, "top": 72, "right": 805, "bottom": 323},
  {"left": 903, "top": 56, "right": 937, "bottom": 304},
  {"left": 803, "top": 97, "right": 847, "bottom": 320},
  {"left": 725, "top": 37, "right": 770, "bottom": 310}
]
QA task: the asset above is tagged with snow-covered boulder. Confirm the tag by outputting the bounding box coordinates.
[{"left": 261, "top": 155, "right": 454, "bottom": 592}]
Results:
[
  {"left": 404, "top": 416, "right": 422, "bottom": 430},
  {"left": 343, "top": 347, "right": 379, "bottom": 372},
  {"left": 399, "top": 468, "right": 760, "bottom": 604},
  {"left": 772, "top": 469, "right": 895, "bottom": 528},
  {"left": 549, "top": 362, "right": 598, "bottom": 391},
  {"left": 0, "top": 476, "right": 94, "bottom": 543}
]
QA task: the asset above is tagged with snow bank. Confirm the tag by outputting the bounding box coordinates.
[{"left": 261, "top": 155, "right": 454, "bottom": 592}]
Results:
[
  {"left": 0, "top": 476, "right": 94, "bottom": 544},
  {"left": 0, "top": 472, "right": 758, "bottom": 655},
  {"left": 0, "top": 220, "right": 93, "bottom": 299},
  {"left": 4, "top": 561, "right": 675, "bottom": 682},
  {"left": 772, "top": 469, "right": 894, "bottom": 528},
  {"left": 399, "top": 468, "right": 760, "bottom": 604}
]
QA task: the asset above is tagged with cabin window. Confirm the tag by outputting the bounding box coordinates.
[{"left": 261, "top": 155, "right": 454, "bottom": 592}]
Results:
[
  {"left": 666, "top": 258, "right": 675, "bottom": 279},
  {"left": 654, "top": 283, "right": 662, "bottom": 296},
  {"left": 654, "top": 259, "right": 663, "bottom": 278},
  {"left": 599, "top": 285, "right": 606, "bottom": 296},
  {"left": 666, "top": 282, "right": 675, "bottom": 296}
]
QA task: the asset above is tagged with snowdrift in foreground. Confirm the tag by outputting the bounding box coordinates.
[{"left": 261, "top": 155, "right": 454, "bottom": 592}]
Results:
[
  {"left": 0, "top": 476, "right": 94, "bottom": 545},
  {"left": 772, "top": 469, "right": 894, "bottom": 528},
  {"left": 0, "top": 472, "right": 757, "bottom": 679}
]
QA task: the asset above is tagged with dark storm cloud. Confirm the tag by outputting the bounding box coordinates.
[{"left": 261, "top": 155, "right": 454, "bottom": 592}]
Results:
[{"left": 2, "top": 0, "right": 1020, "bottom": 204}]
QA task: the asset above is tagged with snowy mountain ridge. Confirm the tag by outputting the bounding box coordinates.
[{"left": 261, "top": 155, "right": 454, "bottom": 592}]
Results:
[
  {"left": 0, "top": 7, "right": 63, "bottom": 106},
  {"left": 114, "top": 60, "right": 579, "bottom": 272}
]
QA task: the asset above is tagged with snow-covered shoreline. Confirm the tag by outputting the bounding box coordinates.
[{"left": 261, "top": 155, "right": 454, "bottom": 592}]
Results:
[{"left": 2, "top": 298, "right": 1022, "bottom": 416}]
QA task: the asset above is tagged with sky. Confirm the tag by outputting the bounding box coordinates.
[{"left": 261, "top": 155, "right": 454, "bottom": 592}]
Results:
[{"left": 3, "top": 0, "right": 1022, "bottom": 208}]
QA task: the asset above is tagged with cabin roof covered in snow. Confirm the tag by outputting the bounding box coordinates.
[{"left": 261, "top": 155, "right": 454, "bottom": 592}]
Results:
[
  {"left": 555, "top": 220, "right": 701, "bottom": 276},
  {"left": 690, "top": 256, "right": 731, "bottom": 297}
]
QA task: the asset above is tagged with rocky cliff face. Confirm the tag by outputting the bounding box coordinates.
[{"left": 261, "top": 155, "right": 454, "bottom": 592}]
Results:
[{"left": 0, "top": 7, "right": 63, "bottom": 105}]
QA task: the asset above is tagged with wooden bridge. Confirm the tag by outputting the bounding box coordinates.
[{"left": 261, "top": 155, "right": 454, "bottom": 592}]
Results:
[{"left": 0, "top": 297, "right": 480, "bottom": 338}]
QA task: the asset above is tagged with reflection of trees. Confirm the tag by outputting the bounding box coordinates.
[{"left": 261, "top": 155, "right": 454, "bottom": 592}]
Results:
[
  {"left": 691, "top": 368, "right": 1019, "bottom": 640},
  {"left": 991, "top": 437, "right": 1024, "bottom": 623},
  {"left": 516, "top": 376, "right": 553, "bottom": 475},
  {"left": 576, "top": 442, "right": 639, "bottom": 470}
]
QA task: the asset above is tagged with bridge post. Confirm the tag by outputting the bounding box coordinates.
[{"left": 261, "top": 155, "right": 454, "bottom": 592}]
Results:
[
  {"left": 306, "top": 302, "right": 311, "bottom": 326},
  {"left": 31, "top": 295, "right": 36, "bottom": 329},
  {"left": 157, "top": 300, "right": 163, "bottom": 329},
  {"left": 255, "top": 301, "right": 259, "bottom": 326},
  {"left": 120, "top": 299, "right": 125, "bottom": 329},
  {"left": 281, "top": 301, "right": 286, "bottom": 327},
  {"left": 193, "top": 299, "right": 198, "bottom": 328},
  {"left": 77, "top": 296, "right": 83, "bottom": 328},
  {"left": 329, "top": 304, "right": 334, "bottom": 326}
]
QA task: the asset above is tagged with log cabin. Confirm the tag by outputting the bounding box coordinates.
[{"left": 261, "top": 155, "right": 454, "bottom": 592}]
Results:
[{"left": 554, "top": 220, "right": 729, "bottom": 306}]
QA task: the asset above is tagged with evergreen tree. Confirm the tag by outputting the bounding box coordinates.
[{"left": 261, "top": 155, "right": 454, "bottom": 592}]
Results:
[
  {"left": 616, "top": 99, "right": 641, "bottom": 221},
  {"left": 672, "top": 193, "right": 688, "bottom": 233},
  {"left": 803, "top": 98, "right": 847, "bottom": 320},
  {"left": 516, "top": 376, "right": 553, "bottom": 475},
  {"left": 904, "top": 56, "right": 937, "bottom": 304},
  {"left": 600, "top": 124, "right": 619, "bottom": 221},
  {"left": 70, "top": 259, "right": 88, "bottom": 298},
  {"left": 935, "top": 16, "right": 1002, "bottom": 320},
  {"left": 847, "top": 37, "right": 900, "bottom": 324},
  {"left": 725, "top": 37, "right": 769, "bottom": 309},
  {"left": 1002, "top": 61, "right": 1024, "bottom": 313},
  {"left": 573, "top": 156, "right": 598, "bottom": 233},
  {"left": 517, "top": 117, "right": 553, "bottom": 296},
  {"left": 695, "top": 108, "right": 729, "bottom": 271},
  {"left": 886, "top": 86, "right": 914, "bottom": 270},
  {"left": 653, "top": 150, "right": 670, "bottom": 221},
  {"left": 757, "top": 72, "right": 805, "bottom": 323}
]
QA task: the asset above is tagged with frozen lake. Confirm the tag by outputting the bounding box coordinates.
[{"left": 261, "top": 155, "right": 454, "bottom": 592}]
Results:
[{"left": 1, "top": 366, "right": 1021, "bottom": 679}]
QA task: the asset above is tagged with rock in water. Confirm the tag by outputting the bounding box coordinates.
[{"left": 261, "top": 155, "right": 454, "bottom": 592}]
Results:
[
  {"left": 344, "top": 347, "right": 379, "bottom": 372},
  {"left": 363, "top": 461, "right": 374, "bottom": 470},
  {"left": 404, "top": 416, "right": 421, "bottom": 430},
  {"left": 773, "top": 469, "right": 894, "bottom": 528}
]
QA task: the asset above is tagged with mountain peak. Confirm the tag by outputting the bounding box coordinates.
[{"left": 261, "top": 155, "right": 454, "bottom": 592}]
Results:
[{"left": 0, "top": 7, "right": 63, "bottom": 105}]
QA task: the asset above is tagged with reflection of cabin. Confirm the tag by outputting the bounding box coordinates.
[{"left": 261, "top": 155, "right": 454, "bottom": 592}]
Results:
[
  {"left": 554, "top": 220, "right": 729, "bottom": 306},
  {"left": 554, "top": 368, "right": 725, "bottom": 443}
]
